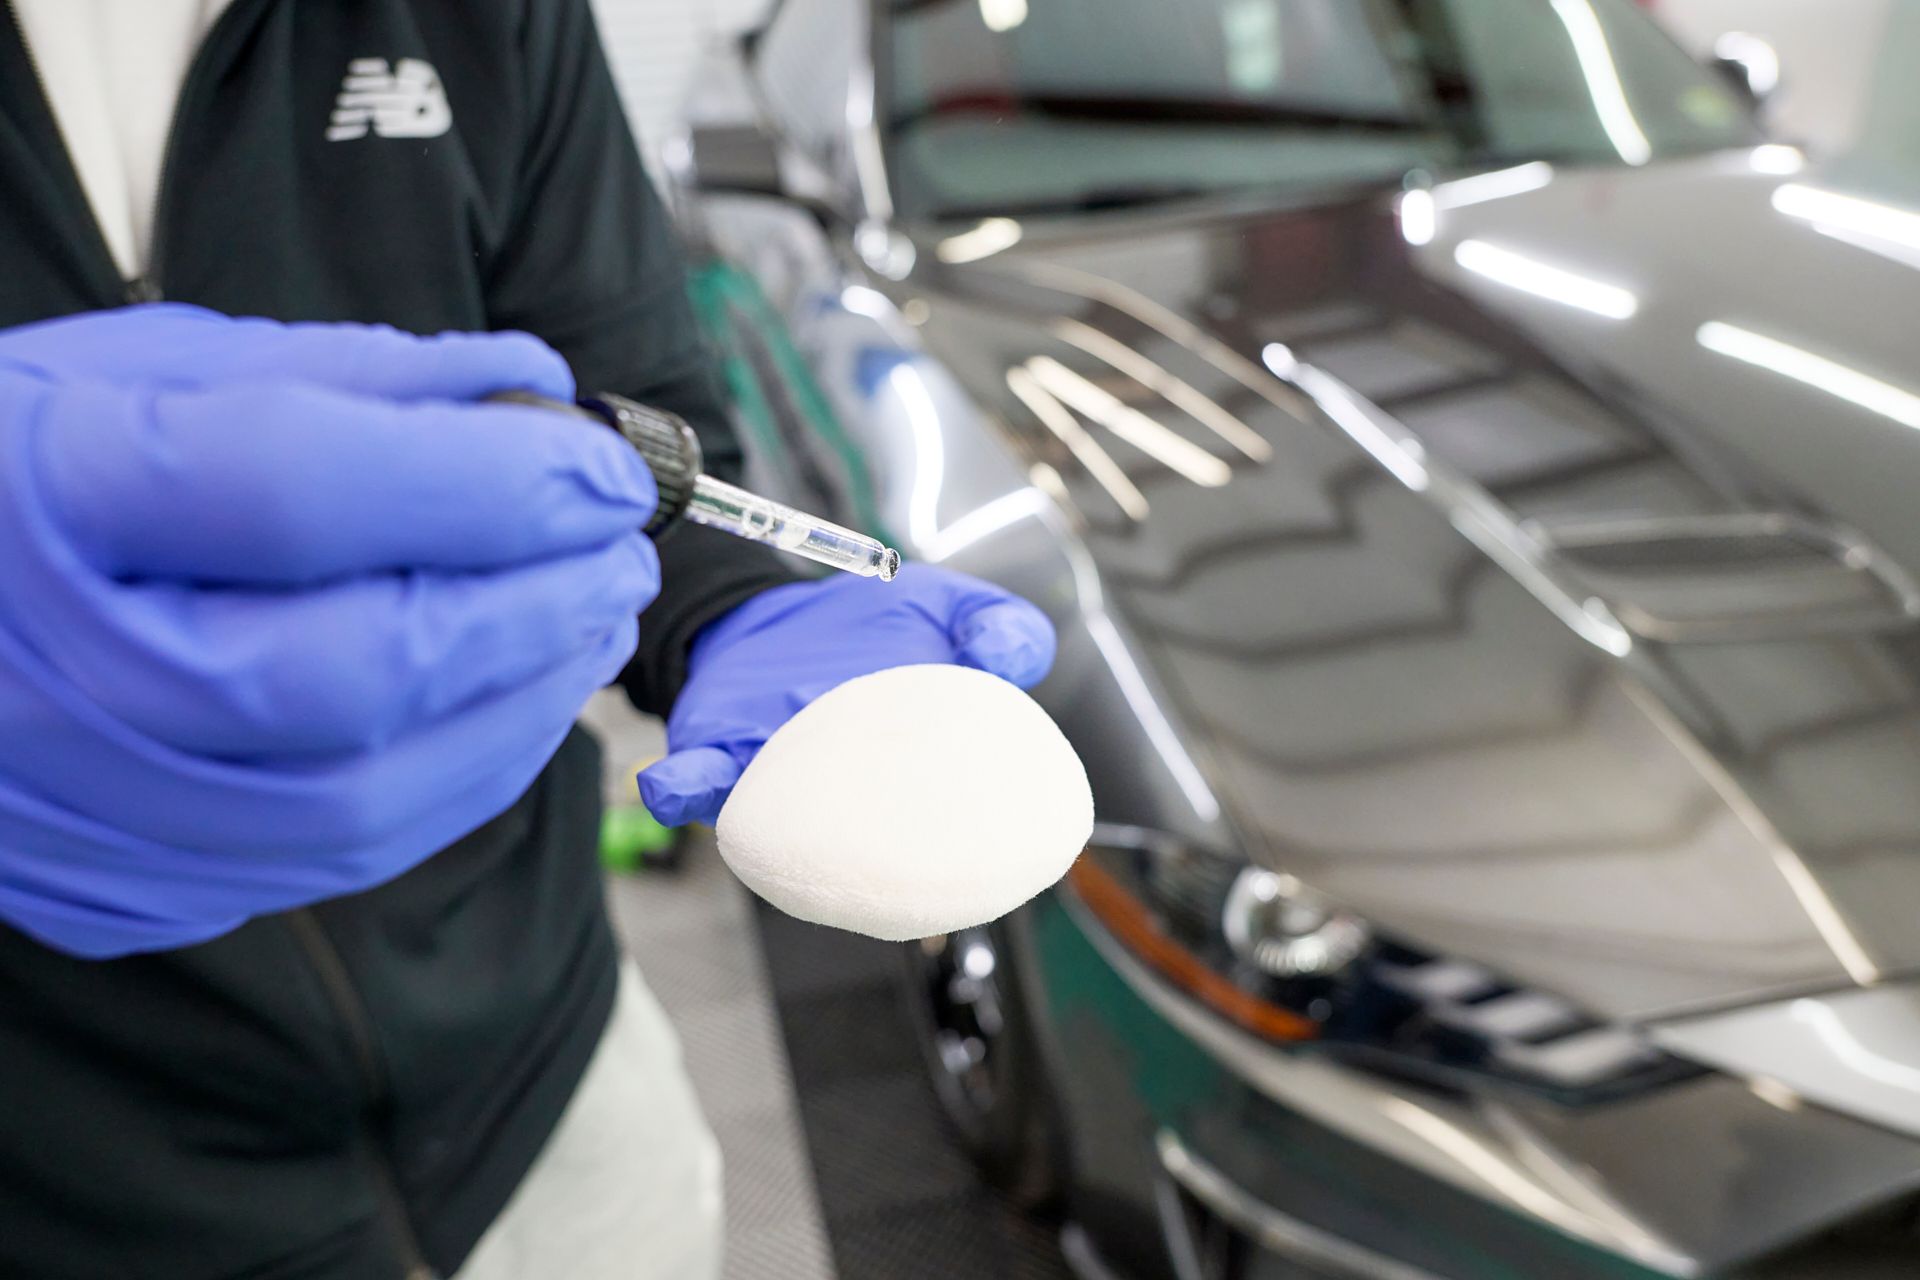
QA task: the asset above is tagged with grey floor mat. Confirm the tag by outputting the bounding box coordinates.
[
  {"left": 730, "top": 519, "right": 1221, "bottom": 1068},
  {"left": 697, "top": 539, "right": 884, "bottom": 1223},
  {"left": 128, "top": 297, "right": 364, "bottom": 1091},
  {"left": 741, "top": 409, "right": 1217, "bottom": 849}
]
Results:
[
  {"left": 591, "top": 691, "right": 837, "bottom": 1280},
  {"left": 607, "top": 849, "right": 838, "bottom": 1280},
  {"left": 753, "top": 905, "right": 1074, "bottom": 1280}
]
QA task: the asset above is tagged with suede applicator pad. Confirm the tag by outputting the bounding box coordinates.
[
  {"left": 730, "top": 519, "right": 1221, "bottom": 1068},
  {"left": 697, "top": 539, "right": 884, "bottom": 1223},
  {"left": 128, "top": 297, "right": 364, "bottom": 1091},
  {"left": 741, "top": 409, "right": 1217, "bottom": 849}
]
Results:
[{"left": 714, "top": 664, "right": 1093, "bottom": 940}]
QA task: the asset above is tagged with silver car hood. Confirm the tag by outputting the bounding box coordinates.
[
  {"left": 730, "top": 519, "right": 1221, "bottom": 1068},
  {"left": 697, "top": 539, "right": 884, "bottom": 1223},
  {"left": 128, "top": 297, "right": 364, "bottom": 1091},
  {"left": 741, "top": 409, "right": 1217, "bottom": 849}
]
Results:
[
  {"left": 875, "top": 150, "right": 1920, "bottom": 1024},
  {"left": 1654, "top": 981, "right": 1920, "bottom": 1143}
]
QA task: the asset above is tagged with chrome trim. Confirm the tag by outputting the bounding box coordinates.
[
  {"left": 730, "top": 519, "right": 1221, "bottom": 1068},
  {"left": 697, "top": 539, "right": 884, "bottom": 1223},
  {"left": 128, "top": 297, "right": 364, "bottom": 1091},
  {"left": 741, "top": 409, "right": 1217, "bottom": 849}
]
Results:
[
  {"left": 1151, "top": 1175, "right": 1215, "bottom": 1280},
  {"left": 844, "top": 56, "right": 894, "bottom": 223},
  {"left": 1088, "top": 821, "right": 1204, "bottom": 863},
  {"left": 1157, "top": 1130, "right": 1445, "bottom": 1280},
  {"left": 1059, "top": 1223, "right": 1130, "bottom": 1280},
  {"left": 850, "top": 0, "right": 896, "bottom": 224}
]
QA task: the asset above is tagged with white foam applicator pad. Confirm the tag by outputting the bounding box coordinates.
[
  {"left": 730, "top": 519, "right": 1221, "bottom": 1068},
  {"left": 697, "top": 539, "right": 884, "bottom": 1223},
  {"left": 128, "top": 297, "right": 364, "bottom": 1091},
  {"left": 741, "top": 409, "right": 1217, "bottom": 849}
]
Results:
[{"left": 715, "top": 664, "right": 1094, "bottom": 940}]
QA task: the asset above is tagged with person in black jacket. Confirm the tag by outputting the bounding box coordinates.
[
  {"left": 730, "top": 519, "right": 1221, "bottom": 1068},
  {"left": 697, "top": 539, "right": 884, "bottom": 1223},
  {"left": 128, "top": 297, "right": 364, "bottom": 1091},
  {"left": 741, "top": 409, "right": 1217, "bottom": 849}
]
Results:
[{"left": 0, "top": 3, "right": 1052, "bottom": 1277}]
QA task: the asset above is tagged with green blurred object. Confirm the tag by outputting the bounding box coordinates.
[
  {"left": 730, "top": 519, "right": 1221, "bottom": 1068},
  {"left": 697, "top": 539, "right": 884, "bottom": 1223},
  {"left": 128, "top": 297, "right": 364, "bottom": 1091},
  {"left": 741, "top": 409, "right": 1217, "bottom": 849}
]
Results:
[
  {"left": 687, "top": 260, "right": 897, "bottom": 546},
  {"left": 599, "top": 805, "right": 680, "bottom": 872}
]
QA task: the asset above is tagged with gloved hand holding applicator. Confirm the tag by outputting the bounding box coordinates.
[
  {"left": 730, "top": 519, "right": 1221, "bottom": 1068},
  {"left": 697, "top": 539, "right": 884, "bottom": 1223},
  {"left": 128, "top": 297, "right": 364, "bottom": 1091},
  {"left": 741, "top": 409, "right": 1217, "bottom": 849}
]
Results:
[
  {"left": 510, "top": 390, "right": 1094, "bottom": 943},
  {"left": 659, "top": 568, "right": 1093, "bottom": 943}
]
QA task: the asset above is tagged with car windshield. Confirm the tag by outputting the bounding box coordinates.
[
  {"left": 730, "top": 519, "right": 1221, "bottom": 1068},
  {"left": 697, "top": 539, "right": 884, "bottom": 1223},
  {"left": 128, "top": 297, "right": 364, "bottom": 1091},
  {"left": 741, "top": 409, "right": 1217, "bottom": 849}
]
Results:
[{"left": 883, "top": 0, "right": 1759, "bottom": 221}]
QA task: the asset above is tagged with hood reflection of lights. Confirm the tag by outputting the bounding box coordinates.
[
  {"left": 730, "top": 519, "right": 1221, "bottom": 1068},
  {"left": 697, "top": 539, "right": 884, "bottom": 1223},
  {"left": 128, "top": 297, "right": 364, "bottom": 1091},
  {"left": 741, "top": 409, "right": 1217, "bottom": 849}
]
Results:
[
  {"left": 888, "top": 362, "right": 947, "bottom": 547},
  {"left": 1006, "top": 366, "right": 1150, "bottom": 520},
  {"left": 1548, "top": 0, "right": 1651, "bottom": 166},
  {"left": 1401, "top": 163, "right": 1556, "bottom": 247},
  {"left": 1026, "top": 357, "right": 1233, "bottom": 488},
  {"left": 1715, "top": 31, "right": 1782, "bottom": 96},
  {"left": 1398, "top": 189, "right": 1437, "bottom": 246},
  {"left": 923, "top": 487, "right": 1050, "bottom": 564},
  {"left": 839, "top": 285, "right": 896, "bottom": 322},
  {"left": 1774, "top": 183, "right": 1920, "bottom": 256},
  {"left": 1699, "top": 322, "right": 1920, "bottom": 431},
  {"left": 1455, "top": 240, "right": 1639, "bottom": 320},
  {"left": 1790, "top": 1000, "right": 1920, "bottom": 1096},
  {"left": 1433, "top": 161, "right": 1556, "bottom": 209},
  {"left": 937, "top": 217, "right": 1024, "bottom": 265},
  {"left": 979, "top": 0, "right": 1027, "bottom": 33},
  {"left": 1749, "top": 145, "right": 1804, "bottom": 176},
  {"left": 1051, "top": 319, "right": 1271, "bottom": 462},
  {"left": 1056, "top": 528, "right": 1222, "bottom": 824}
]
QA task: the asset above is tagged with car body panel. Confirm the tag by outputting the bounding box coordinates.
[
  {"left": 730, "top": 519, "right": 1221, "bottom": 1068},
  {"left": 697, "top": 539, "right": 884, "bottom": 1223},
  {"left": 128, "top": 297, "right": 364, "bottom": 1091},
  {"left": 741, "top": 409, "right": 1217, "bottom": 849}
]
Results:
[
  {"left": 877, "top": 151, "right": 1920, "bottom": 1021},
  {"left": 1021, "top": 891, "right": 1920, "bottom": 1278},
  {"left": 671, "top": 3, "right": 1920, "bottom": 1270},
  {"left": 1653, "top": 981, "right": 1920, "bottom": 1144}
]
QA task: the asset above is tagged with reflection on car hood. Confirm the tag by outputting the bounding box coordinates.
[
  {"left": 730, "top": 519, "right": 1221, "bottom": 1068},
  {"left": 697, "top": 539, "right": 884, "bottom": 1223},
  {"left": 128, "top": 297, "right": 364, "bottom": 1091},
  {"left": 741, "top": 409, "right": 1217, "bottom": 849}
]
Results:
[{"left": 900, "top": 149, "right": 1920, "bottom": 1022}]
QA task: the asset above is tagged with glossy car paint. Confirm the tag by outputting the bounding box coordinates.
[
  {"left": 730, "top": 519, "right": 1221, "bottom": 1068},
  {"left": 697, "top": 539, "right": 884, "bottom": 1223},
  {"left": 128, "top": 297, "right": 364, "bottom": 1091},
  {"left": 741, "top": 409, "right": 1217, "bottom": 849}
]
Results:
[
  {"left": 669, "top": 3, "right": 1920, "bottom": 1273},
  {"left": 889, "top": 162, "right": 1920, "bottom": 1022},
  {"left": 1027, "top": 889, "right": 1920, "bottom": 1278},
  {"left": 1655, "top": 982, "right": 1920, "bottom": 1143}
]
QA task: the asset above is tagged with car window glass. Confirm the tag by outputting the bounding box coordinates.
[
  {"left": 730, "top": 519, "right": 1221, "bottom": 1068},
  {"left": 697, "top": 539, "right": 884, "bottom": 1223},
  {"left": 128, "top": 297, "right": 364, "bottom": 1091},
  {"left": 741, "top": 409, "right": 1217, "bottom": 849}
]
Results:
[
  {"left": 884, "top": 0, "right": 1756, "bottom": 221},
  {"left": 1434, "top": 0, "right": 1749, "bottom": 160},
  {"left": 894, "top": 0, "right": 1413, "bottom": 117}
]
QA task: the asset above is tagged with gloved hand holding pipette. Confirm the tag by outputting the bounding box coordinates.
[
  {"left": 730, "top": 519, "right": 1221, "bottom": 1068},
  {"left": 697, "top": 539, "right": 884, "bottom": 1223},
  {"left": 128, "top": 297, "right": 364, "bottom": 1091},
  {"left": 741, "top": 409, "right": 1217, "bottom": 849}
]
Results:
[
  {"left": 496, "top": 390, "right": 902, "bottom": 581},
  {"left": 0, "top": 306, "right": 661, "bottom": 957}
]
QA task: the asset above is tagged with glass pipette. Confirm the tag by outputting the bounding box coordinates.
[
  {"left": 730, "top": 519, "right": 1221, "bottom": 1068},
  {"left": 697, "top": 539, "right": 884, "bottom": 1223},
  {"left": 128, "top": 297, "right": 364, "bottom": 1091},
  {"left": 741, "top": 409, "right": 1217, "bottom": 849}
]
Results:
[
  {"left": 498, "top": 391, "right": 901, "bottom": 582},
  {"left": 682, "top": 474, "right": 900, "bottom": 580}
]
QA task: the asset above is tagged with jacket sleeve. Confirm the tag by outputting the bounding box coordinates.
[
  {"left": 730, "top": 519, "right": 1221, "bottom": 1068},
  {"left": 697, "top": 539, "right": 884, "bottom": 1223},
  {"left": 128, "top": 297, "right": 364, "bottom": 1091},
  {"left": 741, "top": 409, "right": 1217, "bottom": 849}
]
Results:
[{"left": 486, "top": 0, "right": 801, "bottom": 716}]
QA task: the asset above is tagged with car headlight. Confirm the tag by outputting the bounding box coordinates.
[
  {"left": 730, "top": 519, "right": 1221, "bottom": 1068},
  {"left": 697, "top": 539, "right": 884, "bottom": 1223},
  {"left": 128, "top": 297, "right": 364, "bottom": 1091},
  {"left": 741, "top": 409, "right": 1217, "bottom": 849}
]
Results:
[
  {"left": 1221, "top": 868, "right": 1370, "bottom": 980},
  {"left": 1064, "top": 826, "right": 1694, "bottom": 1102},
  {"left": 1063, "top": 827, "right": 1355, "bottom": 1045}
]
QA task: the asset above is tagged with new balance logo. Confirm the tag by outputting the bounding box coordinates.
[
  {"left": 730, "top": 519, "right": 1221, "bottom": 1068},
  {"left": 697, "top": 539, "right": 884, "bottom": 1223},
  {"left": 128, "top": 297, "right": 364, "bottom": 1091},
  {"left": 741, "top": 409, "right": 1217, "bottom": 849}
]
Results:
[{"left": 327, "top": 58, "right": 452, "bottom": 142}]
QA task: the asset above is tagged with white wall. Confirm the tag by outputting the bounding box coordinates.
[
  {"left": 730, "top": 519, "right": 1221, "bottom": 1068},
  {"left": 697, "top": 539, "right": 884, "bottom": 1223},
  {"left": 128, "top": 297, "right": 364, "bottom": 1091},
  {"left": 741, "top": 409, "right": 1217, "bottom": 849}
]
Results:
[
  {"left": 1646, "top": 0, "right": 1891, "bottom": 154},
  {"left": 591, "top": 0, "right": 775, "bottom": 155}
]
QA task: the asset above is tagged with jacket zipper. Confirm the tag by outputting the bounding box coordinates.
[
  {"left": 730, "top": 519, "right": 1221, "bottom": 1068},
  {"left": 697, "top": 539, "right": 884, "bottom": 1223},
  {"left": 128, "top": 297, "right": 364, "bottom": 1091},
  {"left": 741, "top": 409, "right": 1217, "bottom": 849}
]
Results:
[
  {"left": 1, "top": 0, "right": 260, "bottom": 303},
  {"left": 134, "top": 0, "right": 268, "bottom": 301},
  {"left": 289, "top": 911, "right": 440, "bottom": 1280},
  {"left": 133, "top": 0, "right": 254, "bottom": 301}
]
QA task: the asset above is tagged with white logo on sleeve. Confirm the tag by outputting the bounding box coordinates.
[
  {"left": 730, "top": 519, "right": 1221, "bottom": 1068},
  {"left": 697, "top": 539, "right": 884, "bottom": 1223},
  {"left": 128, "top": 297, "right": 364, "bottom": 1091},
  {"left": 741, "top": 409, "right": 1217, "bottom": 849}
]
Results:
[{"left": 327, "top": 58, "right": 452, "bottom": 142}]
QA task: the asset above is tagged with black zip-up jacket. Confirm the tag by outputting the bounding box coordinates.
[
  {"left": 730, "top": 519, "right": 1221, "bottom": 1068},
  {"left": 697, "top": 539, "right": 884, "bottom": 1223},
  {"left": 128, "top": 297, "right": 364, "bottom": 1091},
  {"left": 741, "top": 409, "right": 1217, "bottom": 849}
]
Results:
[{"left": 0, "top": 2, "right": 795, "bottom": 1276}]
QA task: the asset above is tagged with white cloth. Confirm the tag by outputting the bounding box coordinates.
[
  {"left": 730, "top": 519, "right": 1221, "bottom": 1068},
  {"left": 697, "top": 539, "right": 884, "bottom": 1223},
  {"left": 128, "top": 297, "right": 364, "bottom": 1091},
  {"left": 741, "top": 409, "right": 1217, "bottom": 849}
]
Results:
[
  {"left": 455, "top": 961, "right": 725, "bottom": 1280},
  {"left": 12, "top": 0, "right": 237, "bottom": 279}
]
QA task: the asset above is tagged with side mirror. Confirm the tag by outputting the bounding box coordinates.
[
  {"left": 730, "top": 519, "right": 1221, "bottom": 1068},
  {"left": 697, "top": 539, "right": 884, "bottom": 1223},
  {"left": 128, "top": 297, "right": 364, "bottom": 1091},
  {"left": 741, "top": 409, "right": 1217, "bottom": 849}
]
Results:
[{"left": 1707, "top": 32, "right": 1781, "bottom": 111}]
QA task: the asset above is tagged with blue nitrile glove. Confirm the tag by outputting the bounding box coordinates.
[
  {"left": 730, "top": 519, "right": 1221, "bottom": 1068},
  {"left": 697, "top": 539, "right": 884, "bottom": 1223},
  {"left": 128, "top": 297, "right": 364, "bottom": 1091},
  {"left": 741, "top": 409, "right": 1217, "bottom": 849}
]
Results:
[
  {"left": 0, "top": 305, "right": 661, "bottom": 958},
  {"left": 638, "top": 564, "right": 1056, "bottom": 827}
]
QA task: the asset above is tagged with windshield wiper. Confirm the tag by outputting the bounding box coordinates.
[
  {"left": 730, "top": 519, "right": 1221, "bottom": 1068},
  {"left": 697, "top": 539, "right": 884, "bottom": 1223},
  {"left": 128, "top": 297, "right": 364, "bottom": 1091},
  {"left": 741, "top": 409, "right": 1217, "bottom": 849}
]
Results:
[{"left": 894, "top": 93, "right": 1431, "bottom": 134}]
